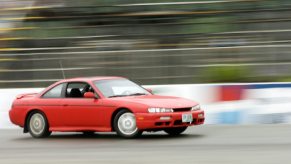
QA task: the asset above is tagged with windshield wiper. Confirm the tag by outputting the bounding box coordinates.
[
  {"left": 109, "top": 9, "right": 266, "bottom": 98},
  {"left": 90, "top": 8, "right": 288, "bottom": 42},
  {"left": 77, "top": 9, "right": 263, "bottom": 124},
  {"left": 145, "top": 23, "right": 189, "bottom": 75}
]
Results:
[
  {"left": 108, "top": 95, "right": 128, "bottom": 98},
  {"left": 129, "top": 93, "right": 147, "bottom": 96},
  {"left": 109, "top": 93, "right": 147, "bottom": 98}
]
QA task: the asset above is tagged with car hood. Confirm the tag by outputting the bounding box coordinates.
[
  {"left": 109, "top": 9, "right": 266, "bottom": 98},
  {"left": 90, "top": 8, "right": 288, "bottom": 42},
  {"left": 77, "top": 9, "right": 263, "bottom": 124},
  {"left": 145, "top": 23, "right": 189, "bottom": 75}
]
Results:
[{"left": 112, "top": 95, "right": 198, "bottom": 108}]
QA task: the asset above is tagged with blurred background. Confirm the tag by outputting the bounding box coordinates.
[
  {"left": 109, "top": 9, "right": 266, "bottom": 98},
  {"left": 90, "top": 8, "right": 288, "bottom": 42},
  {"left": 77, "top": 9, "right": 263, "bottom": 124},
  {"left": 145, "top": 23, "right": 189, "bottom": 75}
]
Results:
[
  {"left": 2, "top": 0, "right": 291, "bottom": 88},
  {"left": 2, "top": 2, "right": 291, "bottom": 162},
  {"left": 2, "top": 0, "right": 291, "bottom": 126}
]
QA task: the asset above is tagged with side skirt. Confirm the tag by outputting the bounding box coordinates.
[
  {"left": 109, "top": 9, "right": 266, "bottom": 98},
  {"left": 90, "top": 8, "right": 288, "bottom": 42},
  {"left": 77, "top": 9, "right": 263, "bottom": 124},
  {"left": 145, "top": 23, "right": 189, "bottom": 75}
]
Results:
[{"left": 49, "top": 127, "right": 112, "bottom": 132}]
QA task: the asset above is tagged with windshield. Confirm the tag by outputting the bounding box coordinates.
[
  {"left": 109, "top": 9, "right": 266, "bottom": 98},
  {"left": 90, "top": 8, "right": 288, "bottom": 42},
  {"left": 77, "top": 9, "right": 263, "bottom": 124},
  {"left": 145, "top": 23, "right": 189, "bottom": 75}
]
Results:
[{"left": 94, "top": 79, "right": 150, "bottom": 98}]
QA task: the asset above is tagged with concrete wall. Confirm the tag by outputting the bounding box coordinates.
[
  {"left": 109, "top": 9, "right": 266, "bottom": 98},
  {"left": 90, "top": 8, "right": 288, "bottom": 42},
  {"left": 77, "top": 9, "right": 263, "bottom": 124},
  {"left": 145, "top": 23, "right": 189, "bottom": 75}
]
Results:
[{"left": 2, "top": 83, "right": 291, "bottom": 128}]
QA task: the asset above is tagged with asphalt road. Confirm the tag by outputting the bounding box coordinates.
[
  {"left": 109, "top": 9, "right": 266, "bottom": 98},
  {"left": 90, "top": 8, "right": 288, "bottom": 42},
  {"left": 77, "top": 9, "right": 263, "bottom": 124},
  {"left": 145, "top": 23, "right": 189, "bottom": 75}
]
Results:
[{"left": 1, "top": 125, "right": 291, "bottom": 164}]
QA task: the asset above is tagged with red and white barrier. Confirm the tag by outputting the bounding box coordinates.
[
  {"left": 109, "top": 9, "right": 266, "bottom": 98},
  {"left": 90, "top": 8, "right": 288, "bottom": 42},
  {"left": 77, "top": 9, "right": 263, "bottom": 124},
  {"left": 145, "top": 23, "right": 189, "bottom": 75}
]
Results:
[{"left": 2, "top": 83, "right": 291, "bottom": 128}]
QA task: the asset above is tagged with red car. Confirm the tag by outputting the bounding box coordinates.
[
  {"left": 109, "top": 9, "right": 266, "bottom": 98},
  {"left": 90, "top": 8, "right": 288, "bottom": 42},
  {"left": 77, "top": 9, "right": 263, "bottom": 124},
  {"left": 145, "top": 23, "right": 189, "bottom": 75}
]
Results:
[{"left": 9, "top": 76, "right": 204, "bottom": 138}]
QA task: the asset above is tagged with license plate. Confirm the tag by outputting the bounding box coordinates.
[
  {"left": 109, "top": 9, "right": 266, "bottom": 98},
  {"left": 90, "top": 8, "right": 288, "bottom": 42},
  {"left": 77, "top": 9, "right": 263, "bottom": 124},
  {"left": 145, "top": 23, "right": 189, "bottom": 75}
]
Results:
[{"left": 182, "top": 114, "right": 193, "bottom": 123}]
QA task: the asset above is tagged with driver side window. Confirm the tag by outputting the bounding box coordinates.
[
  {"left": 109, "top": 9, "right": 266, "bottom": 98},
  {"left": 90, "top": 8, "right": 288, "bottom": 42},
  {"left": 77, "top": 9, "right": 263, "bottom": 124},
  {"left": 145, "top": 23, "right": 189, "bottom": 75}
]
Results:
[{"left": 66, "top": 82, "right": 95, "bottom": 98}]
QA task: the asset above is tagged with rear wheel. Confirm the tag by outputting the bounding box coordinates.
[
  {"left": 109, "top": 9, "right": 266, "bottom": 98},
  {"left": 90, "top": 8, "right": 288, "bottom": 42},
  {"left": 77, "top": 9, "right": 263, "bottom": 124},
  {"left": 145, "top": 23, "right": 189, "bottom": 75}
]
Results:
[
  {"left": 164, "top": 127, "right": 187, "bottom": 136},
  {"left": 27, "top": 112, "right": 51, "bottom": 138},
  {"left": 114, "top": 110, "right": 142, "bottom": 138}
]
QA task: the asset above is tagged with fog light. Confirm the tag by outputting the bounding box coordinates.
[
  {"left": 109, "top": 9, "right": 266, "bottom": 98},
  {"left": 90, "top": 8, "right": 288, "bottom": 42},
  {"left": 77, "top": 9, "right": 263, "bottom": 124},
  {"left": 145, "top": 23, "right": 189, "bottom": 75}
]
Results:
[
  {"left": 198, "top": 114, "right": 204, "bottom": 118},
  {"left": 160, "top": 116, "right": 171, "bottom": 120}
]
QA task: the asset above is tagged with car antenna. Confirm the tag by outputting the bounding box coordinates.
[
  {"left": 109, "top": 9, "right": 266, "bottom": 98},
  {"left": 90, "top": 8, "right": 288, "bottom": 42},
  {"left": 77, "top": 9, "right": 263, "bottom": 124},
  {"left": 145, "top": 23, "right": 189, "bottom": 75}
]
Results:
[{"left": 59, "top": 60, "right": 66, "bottom": 79}]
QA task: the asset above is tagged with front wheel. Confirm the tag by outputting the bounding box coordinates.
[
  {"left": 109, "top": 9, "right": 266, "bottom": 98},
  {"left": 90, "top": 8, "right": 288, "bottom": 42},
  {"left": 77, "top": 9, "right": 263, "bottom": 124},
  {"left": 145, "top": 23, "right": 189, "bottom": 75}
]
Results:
[
  {"left": 27, "top": 112, "right": 51, "bottom": 138},
  {"left": 164, "top": 127, "right": 188, "bottom": 136},
  {"left": 113, "top": 110, "right": 142, "bottom": 138}
]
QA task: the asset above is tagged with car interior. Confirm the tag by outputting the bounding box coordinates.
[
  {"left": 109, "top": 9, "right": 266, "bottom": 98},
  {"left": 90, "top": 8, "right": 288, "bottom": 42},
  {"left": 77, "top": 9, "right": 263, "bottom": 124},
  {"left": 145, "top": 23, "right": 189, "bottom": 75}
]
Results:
[{"left": 66, "top": 83, "right": 95, "bottom": 98}]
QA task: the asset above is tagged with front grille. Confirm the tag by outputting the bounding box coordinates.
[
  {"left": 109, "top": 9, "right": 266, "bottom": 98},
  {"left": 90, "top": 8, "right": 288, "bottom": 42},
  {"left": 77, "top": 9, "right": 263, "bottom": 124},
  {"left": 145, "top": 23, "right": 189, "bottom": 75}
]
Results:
[
  {"left": 173, "top": 107, "right": 191, "bottom": 112},
  {"left": 155, "top": 122, "right": 170, "bottom": 126},
  {"left": 174, "top": 119, "right": 196, "bottom": 125},
  {"left": 155, "top": 122, "right": 163, "bottom": 126},
  {"left": 174, "top": 120, "right": 182, "bottom": 125}
]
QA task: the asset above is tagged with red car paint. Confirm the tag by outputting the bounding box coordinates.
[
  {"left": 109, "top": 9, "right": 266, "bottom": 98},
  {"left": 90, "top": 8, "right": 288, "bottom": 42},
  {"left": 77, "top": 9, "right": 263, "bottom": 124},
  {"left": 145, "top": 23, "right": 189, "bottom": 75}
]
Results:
[{"left": 9, "top": 76, "right": 204, "bottom": 133}]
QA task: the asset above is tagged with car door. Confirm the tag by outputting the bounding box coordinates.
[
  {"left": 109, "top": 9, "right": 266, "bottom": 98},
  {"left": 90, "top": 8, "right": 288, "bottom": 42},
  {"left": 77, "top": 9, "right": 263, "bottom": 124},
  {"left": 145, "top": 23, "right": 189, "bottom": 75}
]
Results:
[
  {"left": 61, "top": 82, "right": 103, "bottom": 127},
  {"left": 40, "top": 83, "right": 66, "bottom": 127}
]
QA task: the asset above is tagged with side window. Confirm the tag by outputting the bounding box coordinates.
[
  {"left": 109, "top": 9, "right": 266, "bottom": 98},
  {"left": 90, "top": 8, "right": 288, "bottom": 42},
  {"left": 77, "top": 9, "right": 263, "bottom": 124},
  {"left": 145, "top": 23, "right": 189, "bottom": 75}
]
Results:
[
  {"left": 42, "top": 83, "right": 64, "bottom": 98},
  {"left": 66, "top": 82, "right": 91, "bottom": 98}
]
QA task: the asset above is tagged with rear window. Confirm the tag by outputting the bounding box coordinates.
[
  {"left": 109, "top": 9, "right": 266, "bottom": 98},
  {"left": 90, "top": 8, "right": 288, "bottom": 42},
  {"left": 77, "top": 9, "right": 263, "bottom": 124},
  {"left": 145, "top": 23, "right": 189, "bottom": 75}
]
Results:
[{"left": 42, "top": 83, "right": 64, "bottom": 98}]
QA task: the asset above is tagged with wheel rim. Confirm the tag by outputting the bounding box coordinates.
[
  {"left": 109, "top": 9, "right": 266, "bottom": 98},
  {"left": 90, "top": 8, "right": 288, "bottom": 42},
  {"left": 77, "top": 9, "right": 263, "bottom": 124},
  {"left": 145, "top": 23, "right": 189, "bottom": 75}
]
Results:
[
  {"left": 29, "top": 113, "right": 45, "bottom": 135},
  {"left": 117, "top": 113, "right": 138, "bottom": 135}
]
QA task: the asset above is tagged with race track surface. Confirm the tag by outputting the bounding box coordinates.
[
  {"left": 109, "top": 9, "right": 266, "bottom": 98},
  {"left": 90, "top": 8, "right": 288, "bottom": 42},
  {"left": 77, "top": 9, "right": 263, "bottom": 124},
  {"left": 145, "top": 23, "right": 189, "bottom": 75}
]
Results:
[{"left": 1, "top": 125, "right": 291, "bottom": 164}]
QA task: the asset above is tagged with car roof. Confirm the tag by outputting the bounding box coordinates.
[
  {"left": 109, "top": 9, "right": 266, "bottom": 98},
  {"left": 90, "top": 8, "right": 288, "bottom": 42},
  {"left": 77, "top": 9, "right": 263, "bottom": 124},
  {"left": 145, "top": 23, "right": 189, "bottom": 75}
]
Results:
[{"left": 59, "top": 76, "right": 124, "bottom": 83}]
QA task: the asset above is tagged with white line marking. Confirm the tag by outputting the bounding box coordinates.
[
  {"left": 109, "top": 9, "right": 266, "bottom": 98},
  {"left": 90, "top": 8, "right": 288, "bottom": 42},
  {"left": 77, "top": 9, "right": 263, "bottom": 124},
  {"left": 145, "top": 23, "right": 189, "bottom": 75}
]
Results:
[
  {"left": 116, "top": 0, "right": 248, "bottom": 6},
  {"left": 1, "top": 44, "right": 291, "bottom": 56}
]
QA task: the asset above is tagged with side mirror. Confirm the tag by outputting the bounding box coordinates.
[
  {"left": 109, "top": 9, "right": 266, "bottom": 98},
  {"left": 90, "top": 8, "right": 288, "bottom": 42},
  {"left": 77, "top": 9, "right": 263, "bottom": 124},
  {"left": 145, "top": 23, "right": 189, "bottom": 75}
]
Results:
[
  {"left": 145, "top": 88, "right": 153, "bottom": 94},
  {"left": 84, "top": 92, "right": 96, "bottom": 98}
]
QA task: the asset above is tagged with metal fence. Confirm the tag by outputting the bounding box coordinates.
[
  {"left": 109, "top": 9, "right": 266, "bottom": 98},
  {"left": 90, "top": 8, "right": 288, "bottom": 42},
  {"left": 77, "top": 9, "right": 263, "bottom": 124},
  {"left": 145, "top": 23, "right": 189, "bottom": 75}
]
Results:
[{"left": 1, "top": 0, "right": 291, "bottom": 87}]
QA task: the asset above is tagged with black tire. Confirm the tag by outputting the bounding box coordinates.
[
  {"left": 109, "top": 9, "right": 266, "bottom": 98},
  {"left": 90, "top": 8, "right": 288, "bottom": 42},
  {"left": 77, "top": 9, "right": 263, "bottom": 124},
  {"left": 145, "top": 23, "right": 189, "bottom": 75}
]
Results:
[
  {"left": 113, "top": 109, "right": 142, "bottom": 138},
  {"left": 164, "top": 127, "right": 188, "bottom": 136},
  {"left": 27, "top": 111, "right": 51, "bottom": 138}
]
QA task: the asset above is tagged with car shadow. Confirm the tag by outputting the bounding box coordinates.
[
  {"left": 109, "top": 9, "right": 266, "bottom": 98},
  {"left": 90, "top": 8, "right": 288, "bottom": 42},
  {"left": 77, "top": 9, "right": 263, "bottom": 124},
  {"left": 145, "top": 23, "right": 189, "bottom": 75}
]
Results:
[{"left": 13, "top": 132, "right": 204, "bottom": 141}]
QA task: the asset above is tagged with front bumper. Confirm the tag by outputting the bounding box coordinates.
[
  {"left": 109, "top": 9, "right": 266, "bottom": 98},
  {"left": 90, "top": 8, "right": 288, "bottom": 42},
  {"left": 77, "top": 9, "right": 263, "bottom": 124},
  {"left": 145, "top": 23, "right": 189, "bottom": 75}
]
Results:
[{"left": 135, "top": 110, "right": 205, "bottom": 130}]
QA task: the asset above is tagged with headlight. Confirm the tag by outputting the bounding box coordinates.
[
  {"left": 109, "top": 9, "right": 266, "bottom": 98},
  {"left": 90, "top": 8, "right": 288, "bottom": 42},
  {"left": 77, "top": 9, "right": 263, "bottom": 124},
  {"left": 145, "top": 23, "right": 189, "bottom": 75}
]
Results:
[
  {"left": 148, "top": 107, "right": 173, "bottom": 113},
  {"left": 191, "top": 104, "right": 201, "bottom": 111}
]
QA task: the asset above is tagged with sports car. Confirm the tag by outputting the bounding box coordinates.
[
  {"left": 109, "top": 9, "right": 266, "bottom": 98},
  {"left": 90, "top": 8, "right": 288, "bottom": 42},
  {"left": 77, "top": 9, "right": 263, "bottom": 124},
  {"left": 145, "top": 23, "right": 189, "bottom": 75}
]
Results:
[{"left": 9, "top": 76, "right": 204, "bottom": 138}]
